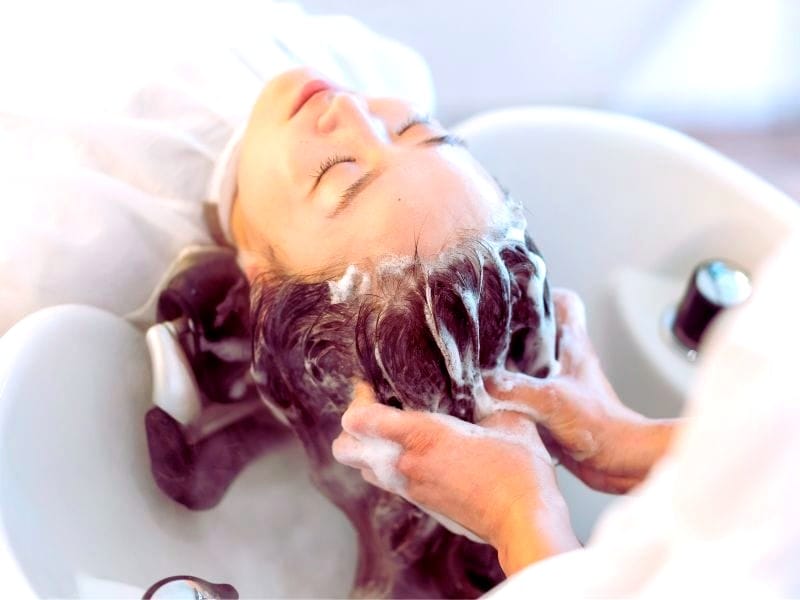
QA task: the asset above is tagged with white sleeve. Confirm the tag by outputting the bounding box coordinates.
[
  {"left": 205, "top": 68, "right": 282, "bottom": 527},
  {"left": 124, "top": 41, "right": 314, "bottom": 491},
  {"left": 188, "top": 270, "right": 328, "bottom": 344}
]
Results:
[{"left": 490, "top": 232, "right": 800, "bottom": 598}]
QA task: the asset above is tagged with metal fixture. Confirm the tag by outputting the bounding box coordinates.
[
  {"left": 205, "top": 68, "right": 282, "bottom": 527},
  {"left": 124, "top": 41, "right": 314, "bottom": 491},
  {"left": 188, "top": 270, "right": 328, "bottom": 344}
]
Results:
[{"left": 663, "top": 259, "right": 752, "bottom": 361}]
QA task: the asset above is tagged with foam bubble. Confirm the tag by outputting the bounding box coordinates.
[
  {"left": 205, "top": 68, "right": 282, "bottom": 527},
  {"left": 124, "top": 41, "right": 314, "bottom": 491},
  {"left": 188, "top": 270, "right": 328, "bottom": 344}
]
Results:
[
  {"left": 484, "top": 369, "right": 516, "bottom": 393},
  {"left": 487, "top": 195, "right": 527, "bottom": 244},
  {"left": 229, "top": 377, "right": 247, "bottom": 399},
  {"left": 353, "top": 435, "right": 407, "bottom": 495},
  {"left": 524, "top": 256, "right": 559, "bottom": 377},
  {"left": 373, "top": 344, "right": 405, "bottom": 406},
  {"left": 422, "top": 280, "right": 468, "bottom": 389},
  {"left": 198, "top": 337, "right": 250, "bottom": 361},
  {"left": 375, "top": 254, "right": 415, "bottom": 275},
  {"left": 490, "top": 399, "right": 543, "bottom": 422},
  {"left": 328, "top": 264, "right": 362, "bottom": 304},
  {"left": 418, "top": 506, "right": 486, "bottom": 544},
  {"left": 472, "top": 380, "right": 497, "bottom": 422},
  {"left": 434, "top": 325, "right": 465, "bottom": 386},
  {"left": 250, "top": 364, "right": 267, "bottom": 384}
]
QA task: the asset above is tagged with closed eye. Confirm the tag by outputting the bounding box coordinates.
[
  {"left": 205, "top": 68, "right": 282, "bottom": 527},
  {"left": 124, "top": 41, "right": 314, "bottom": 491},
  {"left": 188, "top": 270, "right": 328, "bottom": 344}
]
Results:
[
  {"left": 312, "top": 114, "right": 450, "bottom": 191},
  {"left": 312, "top": 154, "right": 356, "bottom": 187},
  {"left": 395, "top": 114, "right": 433, "bottom": 136},
  {"left": 328, "top": 133, "right": 467, "bottom": 219}
]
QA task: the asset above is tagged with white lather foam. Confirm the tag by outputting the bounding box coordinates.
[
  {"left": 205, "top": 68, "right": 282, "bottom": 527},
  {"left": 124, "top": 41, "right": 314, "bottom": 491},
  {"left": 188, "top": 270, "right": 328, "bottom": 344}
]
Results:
[
  {"left": 523, "top": 252, "right": 560, "bottom": 378},
  {"left": 328, "top": 264, "right": 371, "bottom": 304},
  {"left": 334, "top": 427, "right": 407, "bottom": 493},
  {"left": 419, "top": 507, "right": 485, "bottom": 544},
  {"left": 355, "top": 436, "right": 407, "bottom": 494},
  {"left": 471, "top": 378, "right": 550, "bottom": 440}
]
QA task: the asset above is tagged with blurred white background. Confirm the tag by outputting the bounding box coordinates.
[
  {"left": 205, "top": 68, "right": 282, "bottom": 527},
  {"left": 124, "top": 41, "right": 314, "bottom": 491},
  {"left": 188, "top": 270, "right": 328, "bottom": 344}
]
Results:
[
  {"left": 301, "top": 0, "right": 800, "bottom": 198},
  {"left": 2, "top": 0, "right": 797, "bottom": 197},
  {"left": 300, "top": 0, "right": 800, "bottom": 128}
]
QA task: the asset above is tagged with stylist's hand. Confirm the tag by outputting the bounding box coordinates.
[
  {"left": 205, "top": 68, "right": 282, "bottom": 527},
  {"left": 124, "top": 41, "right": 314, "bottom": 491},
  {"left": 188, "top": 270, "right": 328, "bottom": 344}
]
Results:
[
  {"left": 486, "top": 288, "right": 678, "bottom": 494},
  {"left": 332, "top": 382, "right": 580, "bottom": 576}
]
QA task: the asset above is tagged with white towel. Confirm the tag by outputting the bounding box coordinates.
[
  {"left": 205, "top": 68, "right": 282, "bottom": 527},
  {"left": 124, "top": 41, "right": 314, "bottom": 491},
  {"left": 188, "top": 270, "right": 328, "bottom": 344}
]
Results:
[{"left": 0, "top": 1, "right": 434, "bottom": 333}]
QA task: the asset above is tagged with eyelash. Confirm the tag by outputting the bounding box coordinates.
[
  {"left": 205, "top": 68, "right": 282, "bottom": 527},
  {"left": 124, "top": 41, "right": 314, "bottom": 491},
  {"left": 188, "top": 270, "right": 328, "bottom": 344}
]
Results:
[
  {"left": 396, "top": 114, "right": 431, "bottom": 136},
  {"left": 313, "top": 154, "right": 355, "bottom": 183},
  {"left": 313, "top": 115, "right": 432, "bottom": 183}
]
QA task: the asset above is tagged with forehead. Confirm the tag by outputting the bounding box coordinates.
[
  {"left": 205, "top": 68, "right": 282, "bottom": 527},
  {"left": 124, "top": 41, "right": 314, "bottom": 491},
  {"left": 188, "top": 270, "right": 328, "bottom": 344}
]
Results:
[{"left": 332, "top": 146, "right": 508, "bottom": 262}]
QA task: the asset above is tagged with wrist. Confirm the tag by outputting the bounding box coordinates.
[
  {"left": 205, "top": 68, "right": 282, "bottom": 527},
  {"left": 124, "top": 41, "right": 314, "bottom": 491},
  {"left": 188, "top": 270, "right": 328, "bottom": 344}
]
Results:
[
  {"left": 493, "top": 495, "right": 580, "bottom": 576},
  {"left": 638, "top": 417, "right": 679, "bottom": 460},
  {"left": 615, "top": 416, "right": 680, "bottom": 477}
]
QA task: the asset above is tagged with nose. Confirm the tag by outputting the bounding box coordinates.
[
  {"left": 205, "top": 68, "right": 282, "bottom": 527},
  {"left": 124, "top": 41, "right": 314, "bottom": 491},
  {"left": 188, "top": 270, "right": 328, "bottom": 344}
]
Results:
[{"left": 317, "top": 92, "right": 386, "bottom": 145}]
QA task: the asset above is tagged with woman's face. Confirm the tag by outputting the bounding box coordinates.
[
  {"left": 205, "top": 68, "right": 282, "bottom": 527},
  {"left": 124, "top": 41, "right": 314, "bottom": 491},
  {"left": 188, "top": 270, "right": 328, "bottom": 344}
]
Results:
[{"left": 231, "top": 67, "right": 508, "bottom": 278}]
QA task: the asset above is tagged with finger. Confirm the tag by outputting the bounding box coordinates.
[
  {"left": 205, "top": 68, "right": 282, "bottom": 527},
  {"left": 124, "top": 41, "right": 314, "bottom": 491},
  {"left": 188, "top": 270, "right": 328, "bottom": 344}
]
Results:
[
  {"left": 331, "top": 432, "right": 369, "bottom": 469},
  {"left": 484, "top": 371, "right": 560, "bottom": 424},
  {"left": 481, "top": 410, "right": 555, "bottom": 466},
  {"left": 555, "top": 452, "right": 639, "bottom": 494},
  {"left": 551, "top": 289, "right": 592, "bottom": 375},
  {"left": 340, "top": 380, "right": 390, "bottom": 436},
  {"left": 478, "top": 409, "right": 537, "bottom": 437},
  {"left": 552, "top": 288, "right": 587, "bottom": 333},
  {"left": 342, "top": 400, "right": 438, "bottom": 451}
]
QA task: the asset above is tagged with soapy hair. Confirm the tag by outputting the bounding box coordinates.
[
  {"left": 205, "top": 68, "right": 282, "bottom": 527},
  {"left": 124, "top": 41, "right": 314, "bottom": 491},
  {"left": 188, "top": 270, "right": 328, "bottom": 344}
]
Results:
[
  {"left": 250, "top": 231, "right": 555, "bottom": 427},
  {"left": 247, "top": 223, "right": 556, "bottom": 597}
]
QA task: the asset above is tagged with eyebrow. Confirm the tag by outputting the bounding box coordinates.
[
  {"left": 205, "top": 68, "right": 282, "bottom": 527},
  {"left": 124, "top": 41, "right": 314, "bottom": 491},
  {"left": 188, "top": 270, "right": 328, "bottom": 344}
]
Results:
[{"left": 328, "top": 134, "right": 467, "bottom": 218}]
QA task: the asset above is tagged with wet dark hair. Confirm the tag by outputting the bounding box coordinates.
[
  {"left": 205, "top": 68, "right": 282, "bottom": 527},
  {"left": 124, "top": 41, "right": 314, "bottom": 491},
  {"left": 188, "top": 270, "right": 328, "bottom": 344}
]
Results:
[
  {"left": 248, "top": 222, "right": 556, "bottom": 597},
  {"left": 251, "top": 232, "right": 555, "bottom": 425}
]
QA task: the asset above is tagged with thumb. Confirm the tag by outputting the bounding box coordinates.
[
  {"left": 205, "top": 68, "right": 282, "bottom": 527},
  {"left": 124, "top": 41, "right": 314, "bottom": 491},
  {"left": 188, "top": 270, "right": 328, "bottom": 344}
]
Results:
[
  {"left": 340, "top": 380, "right": 382, "bottom": 436},
  {"left": 552, "top": 288, "right": 594, "bottom": 376},
  {"left": 484, "top": 372, "right": 560, "bottom": 426},
  {"left": 552, "top": 287, "right": 587, "bottom": 334},
  {"left": 349, "top": 379, "right": 379, "bottom": 409},
  {"left": 478, "top": 409, "right": 539, "bottom": 439}
]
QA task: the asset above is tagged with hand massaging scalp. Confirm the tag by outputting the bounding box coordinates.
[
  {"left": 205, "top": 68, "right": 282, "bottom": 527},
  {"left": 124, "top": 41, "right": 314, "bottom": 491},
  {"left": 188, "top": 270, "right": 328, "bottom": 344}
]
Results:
[{"left": 322, "top": 220, "right": 561, "bottom": 544}]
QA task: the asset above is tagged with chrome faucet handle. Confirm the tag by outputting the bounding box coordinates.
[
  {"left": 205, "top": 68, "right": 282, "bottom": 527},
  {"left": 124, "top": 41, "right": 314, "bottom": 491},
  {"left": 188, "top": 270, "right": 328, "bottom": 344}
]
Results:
[{"left": 672, "top": 259, "right": 752, "bottom": 352}]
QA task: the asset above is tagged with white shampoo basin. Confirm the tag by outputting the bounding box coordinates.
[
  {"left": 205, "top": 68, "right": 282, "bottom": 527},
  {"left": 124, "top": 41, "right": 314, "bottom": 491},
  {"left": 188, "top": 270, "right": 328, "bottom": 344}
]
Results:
[
  {"left": 455, "top": 107, "right": 800, "bottom": 540},
  {"left": 2, "top": 107, "right": 798, "bottom": 596}
]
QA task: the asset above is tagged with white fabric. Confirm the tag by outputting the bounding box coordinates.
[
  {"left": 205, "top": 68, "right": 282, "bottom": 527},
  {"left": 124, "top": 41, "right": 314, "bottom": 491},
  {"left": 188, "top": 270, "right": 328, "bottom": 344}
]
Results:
[
  {"left": 490, "top": 231, "right": 800, "bottom": 598},
  {"left": 0, "top": 2, "right": 434, "bottom": 334},
  {"left": 207, "top": 124, "right": 247, "bottom": 245}
]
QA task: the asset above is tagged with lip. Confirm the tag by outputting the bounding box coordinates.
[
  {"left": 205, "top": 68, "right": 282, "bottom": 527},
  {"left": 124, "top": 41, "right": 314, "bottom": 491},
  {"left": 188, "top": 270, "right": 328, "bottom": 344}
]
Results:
[{"left": 290, "top": 79, "right": 336, "bottom": 118}]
